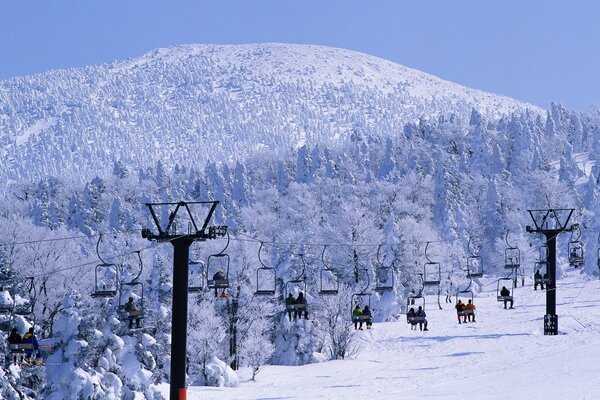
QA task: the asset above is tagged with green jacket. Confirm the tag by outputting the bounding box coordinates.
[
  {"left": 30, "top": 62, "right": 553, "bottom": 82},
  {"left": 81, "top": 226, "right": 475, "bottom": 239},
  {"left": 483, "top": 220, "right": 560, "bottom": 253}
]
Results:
[{"left": 352, "top": 308, "right": 362, "bottom": 316}]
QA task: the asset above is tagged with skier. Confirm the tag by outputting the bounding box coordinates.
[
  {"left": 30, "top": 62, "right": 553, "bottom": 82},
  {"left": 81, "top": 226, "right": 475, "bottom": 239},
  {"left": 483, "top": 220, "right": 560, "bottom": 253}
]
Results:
[
  {"left": 8, "top": 328, "right": 22, "bottom": 364},
  {"left": 362, "top": 304, "right": 373, "bottom": 329},
  {"left": 464, "top": 299, "right": 476, "bottom": 322},
  {"left": 295, "top": 292, "right": 308, "bottom": 320},
  {"left": 123, "top": 296, "right": 141, "bottom": 329},
  {"left": 416, "top": 305, "right": 428, "bottom": 331},
  {"left": 212, "top": 269, "right": 228, "bottom": 298},
  {"left": 534, "top": 269, "right": 544, "bottom": 290},
  {"left": 285, "top": 293, "right": 296, "bottom": 321},
  {"left": 455, "top": 300, "right": 466, "bottom": 324},
  {"left": 500, "top": 286, "right": 514, "bottom": 309},
  {"left": 407, "top": 307, "right": 418, "bottom": 330},
  {"left": 353, "top": 304, "right": 363, "bottom": 330},
  {"left": 21, "top": 327, "right": 39, "bottom": 363}
]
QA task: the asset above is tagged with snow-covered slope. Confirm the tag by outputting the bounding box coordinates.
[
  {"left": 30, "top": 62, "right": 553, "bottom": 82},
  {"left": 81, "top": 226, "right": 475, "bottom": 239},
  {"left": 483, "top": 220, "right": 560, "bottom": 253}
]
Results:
[
  {"left": 0, "top": 43, "right": 542, "bottom": 185},
  {"left": 170, "top": 271, "right": 600, "bottom": 400}
]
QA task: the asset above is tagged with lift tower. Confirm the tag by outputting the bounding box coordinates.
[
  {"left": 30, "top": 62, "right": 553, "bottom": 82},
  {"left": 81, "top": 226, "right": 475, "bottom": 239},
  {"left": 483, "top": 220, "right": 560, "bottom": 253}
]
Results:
[
  {"left": 526, "top": 208, "right": 575, "bottom": 335},
  {"left": 142, "top": 201, "right": 227, "bottom": 400}
]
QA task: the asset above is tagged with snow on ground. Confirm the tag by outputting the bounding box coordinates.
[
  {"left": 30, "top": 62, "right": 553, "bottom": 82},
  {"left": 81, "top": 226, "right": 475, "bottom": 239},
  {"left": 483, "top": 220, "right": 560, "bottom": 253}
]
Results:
[{"left": 163, "top": 267, "right": 600, "bottom": 400}]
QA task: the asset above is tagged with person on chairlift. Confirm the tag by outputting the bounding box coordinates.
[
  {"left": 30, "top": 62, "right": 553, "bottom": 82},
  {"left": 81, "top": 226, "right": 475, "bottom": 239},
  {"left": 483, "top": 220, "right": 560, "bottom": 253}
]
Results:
[
  {"left": 570, "top": 248, "right": 578, "bottom": 261},
  {"left": 285, "top": 293, "right": 296, "bottom": 321},
  {"left": 8, "top": 328, "right": 22, "bottom": 364},
  {"left": 534, "top": 269, "right": 544, "bottom": 290},
  {"left": 455, "top": 300, "right": 465, "bottom": 324},
  {"left": 212, "top": 269, "right": 228, "bottom": 298},
  {"left": 295, "top": 292, "right": 308, "bottom": 320},
  {"left": 362, "top": 304, "right": 373, "bottom": 329},
  {"left": 500, "top": 286, "right": 514, "bottom": 309},
  {"left": 124, "top": 296, "right": 141, "bottom": 329},
  {"left": 22, "top": 327, "right": 39, "bottom": 363},
  {"left": 353, "top": 304, "right": 363, "bottom": 330},
  {"left": 416, "top": 305, "right": 428, "bottom": 331},
  {"left": 464, "top": 299, "right": 476, "bottom": 322},
  {"left": 407, "top": 307, "right": 418, "bottom": 330}
]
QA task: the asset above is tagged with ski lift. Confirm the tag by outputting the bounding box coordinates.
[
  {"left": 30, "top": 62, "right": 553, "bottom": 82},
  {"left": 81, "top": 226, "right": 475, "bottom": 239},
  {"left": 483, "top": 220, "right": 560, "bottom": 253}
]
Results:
[
  {"left": 188, "top": 259, "right": 205, "bottom": 293},
  {"left": 455, "top": 277, "right": 474, "bottom": 318},
  {"left": 284, "top": 253, "right": 308, "bottom": 316},
  {"left": 350, "top": 265, "right": 372, "bottom": 324},
  {"left": 496, "top": 277, "right": 514, "bottom": 303},
  {"left": 466, "top": 238, "right": 483, "bottom": 278},
  {"left": 255, "top": 242, "right": 276, "bottom": 296},
  {"left": 319, "top": 245, "right": 339, "bottom": 295},
  {"left": 91, "top": 234, "right": 119, "bottom": 298},
  {"left": 423, "top": 242, "right": 441, "bottom": 285},
  {"left": 568, "top": 224, "right": 584, "bottom": 268},
  {"left": 207, "top": 230, "right": 230, "bottom": 291},
  {"left": 374, "top": 245, "right": 394, "bottom": 292},
  {"left": 504, "top": 230, "right": 520, "bottom": 270},
  {"left": 118, "top": 251, "right": 145, "bottom": 329},
  {"left": 406, "top": 283, "right": 426, "bottom": 326}
]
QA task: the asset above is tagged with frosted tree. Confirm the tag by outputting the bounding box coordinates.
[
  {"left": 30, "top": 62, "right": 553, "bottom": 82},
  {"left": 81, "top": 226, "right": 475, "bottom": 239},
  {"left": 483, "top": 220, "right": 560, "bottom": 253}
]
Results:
[
  {"left": 316, "top": 290, "right": 358, "bottom": 360},
  {"left": 187, "top": 300, "right": 228, "bottom": 386},
  {"left": 238, "top": 317, "right": 275, "bottom": 380}
]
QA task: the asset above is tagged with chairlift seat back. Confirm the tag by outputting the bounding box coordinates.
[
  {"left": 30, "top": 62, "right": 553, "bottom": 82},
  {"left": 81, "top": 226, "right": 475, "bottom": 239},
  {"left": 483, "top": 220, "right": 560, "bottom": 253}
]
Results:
[{"left": 208, "top": 279, "right": 229, "bottom": 289}]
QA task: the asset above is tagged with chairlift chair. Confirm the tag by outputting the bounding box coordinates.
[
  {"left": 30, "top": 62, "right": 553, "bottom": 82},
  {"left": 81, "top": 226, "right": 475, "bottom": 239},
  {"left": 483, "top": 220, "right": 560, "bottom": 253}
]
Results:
[
  {"left": 188, "top": 260, "right": 205, "bottom": 293},
  {"left": 91, "top": 263, "right": 119, "bottom": 298},
  {"left": 466, "top": 256, "right": 483, "bottom": 278},
  {"left": 284, "top": 253, "right": 308, "bottom": 315},
  {"left": 319, "top": 269, "right": 339, "bottom": 295},
  {"left": 118, "top": 281, "right": 145, "bottom": 329},
  {"left": 319, "top": 246, "right": 339, "bottom": 295},
  {"left": 423, "top": 262, "right": 441, "bottom": 285},
  {"left": 568, "top": 241, "right": 584, "bottom": 268},
  {"left": 455, "top": 288, "right": 474, "bottom": 320},
  {"left": 284, "top": 279, "right": 308, "bottom": 315},
  {"left": 533, "top": 260, "right": 551, "bottom": 288},
  {"left": 406, "top": 291, "right": 426, "bottom": 325},
  {"left": 351, "top": 292, "right": 373, "bottom": 324},
  {"left": 374, "top": 245, "right": 394, "bottom": 292},
  {"left": 207, "top": 232, "right": 231, "bottom": 290},
  {"left": 422, "top": 242, "right": 442, "bottom": 285},
  {"left": 496, "top": 277, "right": 514, "bottom": 303},
  {"left": 256, "top": 267, "right": 277, "bottom": 296},
  {"left": 255, "top": 243, "right": 277, "bottom": 295},
  {"left": 504, "top": 247, "right": 520, "bottom": 269}
]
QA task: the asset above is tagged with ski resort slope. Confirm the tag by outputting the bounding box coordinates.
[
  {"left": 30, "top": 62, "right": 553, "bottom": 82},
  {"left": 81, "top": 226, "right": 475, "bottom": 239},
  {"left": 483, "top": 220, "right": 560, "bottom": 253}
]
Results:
[{"left": 176, "top": 271, "right": 600, "bottom": 400}]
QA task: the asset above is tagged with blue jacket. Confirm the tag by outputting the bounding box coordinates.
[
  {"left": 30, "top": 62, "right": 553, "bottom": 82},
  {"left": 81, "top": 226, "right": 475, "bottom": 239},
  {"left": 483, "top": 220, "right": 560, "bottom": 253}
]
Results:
[{"left": 416, "top": 309, "right": 426, "bottom": 318}]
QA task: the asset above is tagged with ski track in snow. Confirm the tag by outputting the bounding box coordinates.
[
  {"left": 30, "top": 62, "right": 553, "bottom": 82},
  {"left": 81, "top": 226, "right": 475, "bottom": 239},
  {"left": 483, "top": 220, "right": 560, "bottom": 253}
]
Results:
[{"left": 161, "top": 271, "right": 600, "bottom": 400}]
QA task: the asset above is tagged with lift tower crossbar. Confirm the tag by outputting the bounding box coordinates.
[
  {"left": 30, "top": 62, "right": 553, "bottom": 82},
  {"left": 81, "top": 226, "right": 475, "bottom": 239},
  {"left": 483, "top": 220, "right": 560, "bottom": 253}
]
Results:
[
  {"left": 526, "top": 208, "right": 575, "bottom": 335},
  {"left": 142, "top": 201, "right": 227, "bottom": 400}
]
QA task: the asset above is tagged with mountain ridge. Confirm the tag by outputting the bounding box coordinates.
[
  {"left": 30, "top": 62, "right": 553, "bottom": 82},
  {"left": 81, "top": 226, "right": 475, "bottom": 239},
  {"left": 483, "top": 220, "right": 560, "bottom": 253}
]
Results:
[{"left": 0, "top": 43, "right": 543, "bottom": 185}]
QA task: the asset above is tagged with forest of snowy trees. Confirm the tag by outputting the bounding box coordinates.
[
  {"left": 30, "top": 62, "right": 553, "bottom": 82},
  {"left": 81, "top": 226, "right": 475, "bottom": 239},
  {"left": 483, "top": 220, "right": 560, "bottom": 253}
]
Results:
[{"left": 1, "top": 44, "right": 600, "bottom": 398}]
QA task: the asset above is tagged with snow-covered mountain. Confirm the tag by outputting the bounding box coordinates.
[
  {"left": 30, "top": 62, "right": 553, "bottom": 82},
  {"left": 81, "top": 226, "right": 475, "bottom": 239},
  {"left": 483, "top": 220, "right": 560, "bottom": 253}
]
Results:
[{"left": 0, "top": 43, "right": 541, "bottom": 185}]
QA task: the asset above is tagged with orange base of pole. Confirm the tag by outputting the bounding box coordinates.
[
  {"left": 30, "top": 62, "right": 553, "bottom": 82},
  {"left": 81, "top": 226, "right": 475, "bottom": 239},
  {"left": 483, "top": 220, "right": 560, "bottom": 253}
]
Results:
[{"left": 178, "top": 388, "right": 187, "bottom": 400}]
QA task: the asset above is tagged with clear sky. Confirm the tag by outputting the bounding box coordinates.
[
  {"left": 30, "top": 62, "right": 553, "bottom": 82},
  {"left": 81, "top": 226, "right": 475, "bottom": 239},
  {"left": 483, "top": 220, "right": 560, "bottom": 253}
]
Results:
[{"left": 1, "top": 1, "right": 599, "bottom": 111}]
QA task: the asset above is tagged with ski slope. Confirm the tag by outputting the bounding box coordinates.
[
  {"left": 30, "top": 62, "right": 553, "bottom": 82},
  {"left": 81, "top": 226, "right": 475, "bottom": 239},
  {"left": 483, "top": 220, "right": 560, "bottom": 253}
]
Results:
[{"left": 165, "top": 269, "right": 600, "bottom": 400}]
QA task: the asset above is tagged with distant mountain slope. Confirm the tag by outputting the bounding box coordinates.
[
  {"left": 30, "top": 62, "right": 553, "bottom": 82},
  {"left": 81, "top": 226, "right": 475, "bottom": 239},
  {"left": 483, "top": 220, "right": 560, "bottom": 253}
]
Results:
[{"left": 0, "top": 43, "right": 542, "bottom": 184}]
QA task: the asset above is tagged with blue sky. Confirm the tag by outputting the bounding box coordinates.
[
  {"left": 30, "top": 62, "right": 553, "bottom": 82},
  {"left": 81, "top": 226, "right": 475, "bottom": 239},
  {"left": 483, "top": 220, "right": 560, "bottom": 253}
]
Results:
[{"left": 2, "top": 1, "right": 599, "bottom": 111}]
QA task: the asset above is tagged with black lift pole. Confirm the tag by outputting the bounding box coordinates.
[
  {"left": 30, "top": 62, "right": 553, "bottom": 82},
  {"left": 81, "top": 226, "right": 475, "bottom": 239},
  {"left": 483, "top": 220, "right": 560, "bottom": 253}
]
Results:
[
  {"left": 142, "top": 201, "right": 226, "bottom": 400},
  {"left": 526, "top": 208, "right": 575, "bottom": 335}
]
